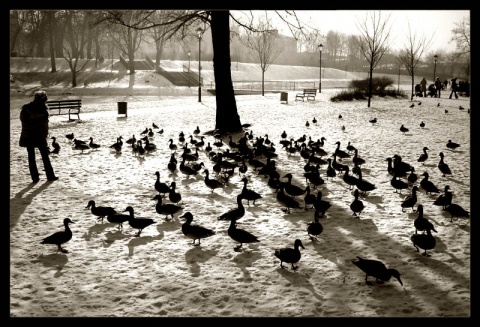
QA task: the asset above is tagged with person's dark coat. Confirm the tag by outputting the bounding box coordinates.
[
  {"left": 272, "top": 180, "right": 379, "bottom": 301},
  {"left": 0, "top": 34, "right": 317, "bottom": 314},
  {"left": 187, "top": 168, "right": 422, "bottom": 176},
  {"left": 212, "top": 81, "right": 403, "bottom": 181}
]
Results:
[{"left": 19, "top": 100, "right": 49, "bottom": 147}]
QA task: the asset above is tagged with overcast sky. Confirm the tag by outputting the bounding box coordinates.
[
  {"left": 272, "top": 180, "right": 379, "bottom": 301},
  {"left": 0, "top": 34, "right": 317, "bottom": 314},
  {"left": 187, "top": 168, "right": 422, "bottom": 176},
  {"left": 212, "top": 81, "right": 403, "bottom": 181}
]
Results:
[{"left": 250, "top": 10, "right": 470, "bottom": 53}]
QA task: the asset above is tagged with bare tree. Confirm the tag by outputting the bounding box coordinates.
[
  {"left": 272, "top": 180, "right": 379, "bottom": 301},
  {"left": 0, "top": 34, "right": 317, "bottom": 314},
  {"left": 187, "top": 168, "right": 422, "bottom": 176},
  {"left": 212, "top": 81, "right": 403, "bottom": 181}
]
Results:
[
  {"left": 355, "top": 11, "right": 392, "bottom": 107},
  {"left": 243, "top": 20, "right": 282, "bottom": 96},
  {"left": 397, "top": 23, "right": 433, "bottom": 100},
  {"left": 62, "top": 10, "right": 93, "bottom": 87},
  {"left": 451, "top": 17, "right": 470, "bottom": 82}
]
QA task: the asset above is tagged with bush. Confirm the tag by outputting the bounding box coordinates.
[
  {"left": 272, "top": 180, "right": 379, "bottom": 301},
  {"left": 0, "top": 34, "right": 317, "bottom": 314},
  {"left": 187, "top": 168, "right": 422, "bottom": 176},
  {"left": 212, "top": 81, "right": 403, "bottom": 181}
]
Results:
[{"left": 330, "top": 76, "right": 406, "bottom": 101}]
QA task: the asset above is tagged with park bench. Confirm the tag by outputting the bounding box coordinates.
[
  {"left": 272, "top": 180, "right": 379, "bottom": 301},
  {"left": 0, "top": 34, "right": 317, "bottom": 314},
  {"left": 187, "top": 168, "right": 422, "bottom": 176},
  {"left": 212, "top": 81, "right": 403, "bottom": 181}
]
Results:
[
  {"left": 47, "top": 99, "right": 81, "bottom": 121},
  {"left": 295, "top": 88, "right": 317, "bottom": 101}
]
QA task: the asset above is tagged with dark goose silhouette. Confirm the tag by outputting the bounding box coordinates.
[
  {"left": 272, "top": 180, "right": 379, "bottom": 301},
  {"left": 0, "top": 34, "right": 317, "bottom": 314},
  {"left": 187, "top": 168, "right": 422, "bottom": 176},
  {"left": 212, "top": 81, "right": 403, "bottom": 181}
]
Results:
[
  {"left": 240, "top": 177, "right": 262, "bottom": 205},
  {"left": 226, "top": 218, "right": 260, "bottom": 251},
  {"left": 411, "top": 228, "right": 436, "bottom": 256},
  {"left": 180, "top": 211, "right": 216, "bottom": 246},
  {"left": 437, "top": 152, "right": 452, "bottom": 177},
  {"left": 444, "top": 204, "right": 470, "bottom": 222},
  {"left": 351, "top": 256, "right": 403, "bottom": 286},
  {"left": 419, "top": 172, "right": 440, "bottom": 195},
  {"left": 218, "top": 195, "right": 246, "bottom": 221},
  {"left": 124, "top": 206, "right": 156, "bottom": 237},
  {"left": 274, "top": 239, "right": 305, "bottom": 271},
  {"left": 433, "top": 185, "right": 453, "bottom": 210},
  {"left": 417, "top": 147, "right": 429, "bottom": 165},
  {"left": 41, "top": 218, "right": 74, "bottom": 253},
  {"left": 414, "top": 204, "right": 437, "bottom": 234},
  {"left": 350, "top": 189, "right": 365, "bottom": 218},
  {"left": 307, "top": 211, "right": 323, "bottom": 241},
  {"left": 401, "top": 185, "right": 419, "bottom": 212},
  {"left": 86, "top": 200, "right": 116, "bottom": 222},
  {"left": 152, "top": 194, "right": 182, "bottom": 220}
]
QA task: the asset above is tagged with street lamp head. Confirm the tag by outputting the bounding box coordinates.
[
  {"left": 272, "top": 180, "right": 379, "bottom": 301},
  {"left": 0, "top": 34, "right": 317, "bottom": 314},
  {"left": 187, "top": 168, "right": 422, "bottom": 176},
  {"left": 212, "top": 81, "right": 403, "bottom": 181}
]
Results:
[
  {"left": 434, "top": 54, "right": 438, "bottom": 62},
  {"left": 319, "top": 44, "right": 323, "bottom": 51},
  {"left": 196, "top": 27, "right": 204, "bottom": 39}
]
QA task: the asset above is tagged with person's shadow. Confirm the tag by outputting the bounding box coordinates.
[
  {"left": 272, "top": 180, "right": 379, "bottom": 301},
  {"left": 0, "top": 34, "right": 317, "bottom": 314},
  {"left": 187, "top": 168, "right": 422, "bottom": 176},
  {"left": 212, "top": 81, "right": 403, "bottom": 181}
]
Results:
[{"left": 10, "top": 181, "right": 52, "bottom": 228}]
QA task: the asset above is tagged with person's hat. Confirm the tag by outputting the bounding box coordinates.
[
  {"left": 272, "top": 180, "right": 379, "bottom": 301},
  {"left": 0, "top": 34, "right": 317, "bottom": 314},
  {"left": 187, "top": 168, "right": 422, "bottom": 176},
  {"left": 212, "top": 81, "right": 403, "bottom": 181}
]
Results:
[{"left": 34, "top": 90, "right": 48, "bottom": 101}]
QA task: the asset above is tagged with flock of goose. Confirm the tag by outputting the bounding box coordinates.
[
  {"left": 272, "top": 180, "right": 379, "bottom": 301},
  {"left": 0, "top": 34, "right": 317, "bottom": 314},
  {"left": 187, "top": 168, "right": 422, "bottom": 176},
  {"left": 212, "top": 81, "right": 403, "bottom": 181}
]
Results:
[{"left": 41, "top": 111, "right": 470, "bottom": 284}]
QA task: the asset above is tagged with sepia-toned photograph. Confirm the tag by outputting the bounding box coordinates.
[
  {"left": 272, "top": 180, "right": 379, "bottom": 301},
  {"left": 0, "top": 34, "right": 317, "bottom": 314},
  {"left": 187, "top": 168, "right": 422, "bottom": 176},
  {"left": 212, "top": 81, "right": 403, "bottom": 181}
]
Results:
[{"left": 9, "top": 9, "right": 471, "bottom": 318}]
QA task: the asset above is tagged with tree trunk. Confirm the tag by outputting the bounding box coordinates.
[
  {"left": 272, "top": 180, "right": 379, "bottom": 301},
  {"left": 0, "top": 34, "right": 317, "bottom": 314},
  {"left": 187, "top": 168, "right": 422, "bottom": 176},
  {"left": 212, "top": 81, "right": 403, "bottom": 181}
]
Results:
[
  {"left": 367, "top": 67, "right": 373, "bottom": 108},
  {"left": 48, "top": 11, "right": 56, "bottom": 73},
  {"left": 210, "top": 11, "right": 242, "bottom": 134}
]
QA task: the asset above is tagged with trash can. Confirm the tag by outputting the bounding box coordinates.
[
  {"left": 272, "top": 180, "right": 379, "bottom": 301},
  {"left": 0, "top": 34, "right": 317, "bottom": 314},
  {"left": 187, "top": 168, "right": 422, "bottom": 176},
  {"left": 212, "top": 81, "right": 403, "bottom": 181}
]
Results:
[
  {"left": 118, "top": 102, "right": 127, "bottom": 117},
  {"left": 280, "top": 92, "right": 288, "bottom": 104}
]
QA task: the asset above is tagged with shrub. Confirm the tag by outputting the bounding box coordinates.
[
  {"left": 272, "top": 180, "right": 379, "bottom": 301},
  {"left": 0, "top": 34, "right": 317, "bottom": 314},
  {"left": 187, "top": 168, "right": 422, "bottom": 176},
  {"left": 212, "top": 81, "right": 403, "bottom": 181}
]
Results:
[{"left": 330, "top": 76, "right": 407, "bottom": 101}]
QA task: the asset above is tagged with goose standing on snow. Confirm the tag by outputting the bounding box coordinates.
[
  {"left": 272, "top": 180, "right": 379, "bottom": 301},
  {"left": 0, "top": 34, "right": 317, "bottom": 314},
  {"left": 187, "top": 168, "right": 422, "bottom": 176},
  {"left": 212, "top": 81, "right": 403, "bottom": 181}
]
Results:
[
  {"left": 401, "top": 185, "right": 419, "bottom": 213},
  {"left": 333, "top": 141, "right": 350, "bottom": 159},
  {"left": 154, "top": 171, "right": 171, "bottom": 197},
  {"left": 40, "top": 218, "right": 74, "bottom": 253},
  {"left": 444, "top": 203, "right": 470, "bottom": 222},
  {"left": 350, "top": 189, "right": 365, "bottom": 218},
  {"left": 355, "top": 168, "right": 376, "bottom": 195},
  {"left": 433, "top": 185, "right": 453, "bottom": 210},
  {"left": 124, "top": 206, "right": 156, "bottom": 237},
  {"left": 417, "top": 147, "right": 429, "bottom": 165},
  {"left": 413, "top": 204, "right": 437, "bottom": 234},
  {"left": 179, "top": 211, "right": 216, "bottom": 246},
  {"left": 274, "top": 239, "right": 305, "bottom": 271},
  {"left": 282, "top": 173, "right": 307, "bottom": 198},
  {"left": 50, "top": 136, "right": 61, "bottom": 154},
  {"left": 446, "top": 140, "right": 460, "bottom": 150},
  {"left": 390, "top": 173, "right": 409, "bottom": 194},
  {"left": 400, "top": 124, "right": 409, "bottom": 134},
  {"left": 307, "top": 212, "right": 323, "bottom": 241},
  {"left": 152, "top": 194, "right": 182, "bottom": 220},
  {"left": 86, "top": 200, "right": 116, "bottom": 222},
  {"left": 437, "top": 152, "right": 452, "bottom": 177},
  {"left": 240, "top": 177, "right": 262, "bottom": 205},
  {"left": 218, "top": 195, "right": 246, "bottom": 221},
  {"left": 226, "top": 218, "right": 260, "bottom": 251},
  {"left": 203, "top": 169, "right": 225, "bottom": 193},
  {"left": 411, "top": 227, "right": 436, "bottom": 257},
  {"left": 351, "top": 256, "right": 403, "bottom": 286},
  {"left": 420, "top": 172, "right": 440, "bottom": 195}
]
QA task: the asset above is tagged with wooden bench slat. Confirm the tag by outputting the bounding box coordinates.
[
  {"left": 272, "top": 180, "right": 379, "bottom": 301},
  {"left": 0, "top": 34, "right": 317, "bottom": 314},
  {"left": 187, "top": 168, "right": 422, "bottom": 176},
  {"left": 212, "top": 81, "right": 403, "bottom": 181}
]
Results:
[
  {"left": 47, "top": 99, "right": 81, "bottom": 121},
  {"left": 295, "top": 89, "right": 317, "bottom": 101}
]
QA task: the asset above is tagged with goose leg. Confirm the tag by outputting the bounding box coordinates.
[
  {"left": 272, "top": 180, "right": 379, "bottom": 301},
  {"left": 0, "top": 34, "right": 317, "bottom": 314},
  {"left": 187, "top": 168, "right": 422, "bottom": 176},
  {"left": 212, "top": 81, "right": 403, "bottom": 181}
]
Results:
[
  {"left": 58, "top": 245, "right": 68, "bottom": 253},
  {"left": 291, "top": 264, "right": 298, "bottom": 271}
]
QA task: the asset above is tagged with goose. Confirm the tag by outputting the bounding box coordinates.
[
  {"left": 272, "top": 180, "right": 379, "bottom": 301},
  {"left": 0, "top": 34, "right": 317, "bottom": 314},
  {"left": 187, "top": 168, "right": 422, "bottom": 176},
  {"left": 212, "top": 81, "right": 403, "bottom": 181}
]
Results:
[
  {"left": 308, "top": 153, "right": 327, "bottom": 166},
  {"left": 351, "top": 256, "right": 403, "bottom": 286},
  {"left": 419, "top": 172, "right": 440, "bottom": 195},
  {"left": 342, "top": 166, "right": 359, "bottom": 190},
  {"left": 109, "top": 137, "right": 122, "bottom": 153},
  {"left": 417, "top": 147, "right": 429, "bottom": 165},
  {"left": 313, "top": 190, "right": 331, "bottom": 217},
  {"left": 106, "top": 211, "right": 130, "bottom": 230},
  {"left": 400, "top": 124, "right": 409, "bottom": 134},
  {"left": 393, "top": 155, "right": 413, "bottom": 176},
  {"left": 446, "top": 140, "right": 460, "bottom": 150},
  {"left": 178, "top": 132, "right": 185, "bottom": 144},
  {"left": 303, "top": 165, "right": 325, "bottom": 189},
  {"left": 179, "top": 211, "right": 215, "bottom": 246},
  {"left": 226, "top": 218, "right": 260, "bottom": 251},
  {"left": 420, "top": 121, "right": 425, "bottom": 128},
  {"left": 355, "top": 168, "right": 376, "bottom": 196},
  {"left": 168, "top": 181, "right": 182, "bottom": 205},
  {"left": 65, "top": 133, "right": 74, "bottom": 141},
  {"left": 167, "top": 154, "right": 177, "bottom": 172},
  {"left": 179, "top": 157, "right": 198, "bottom": 178},
  {"left": 409, "top": 103, "right": 414, "bottom": 108},
  {"left": 401, "top": 185, "right": 419, "bottom": 212},
  {"left": 195, "top": 136, "right": 205, "bottom": 149},
  {"left": 240, "top": 177, "right": 262, "bottom": 205},
  {"left": 311, "top": 145, "right": 328, "bottom": 157},
  {"left": 238, "top": 160, "right": 248, "bottom": 177},
  {"left": 437, "top": 152, "right": 452, "bottom": 177},
  {"left": 334, "top": 141, "right": 350, "bottom": 159},
  {"left": 390, "top": 174, "right": 409, "bottom": 194},
  {"left": 407, "top": 167, "right": 418, "bottom": 185},
  {"left": 152, "top": 122, "right": 159, "bottom": 129},
  {"left": 140, "top": 127, "right": 149, "bottom": 135},
  {"left": 411, "top": 228, "right": 436, "bottom": 256},
  {"left": 203, "top": 169, "right": 224, "bottom": 193},
  {"left": 154, "top": 171, "right": 171, "bottom": 197},
  {"left": 331, "top": 154, "right": 348, "bottom": 173},
  {"left": 40, "top": 218, "right": 74, "bottom": 253},
  {"left": 303, "top": 185, "right": 316, "bottom": 210},
  {"left": 135, "top": 140, "right": 145, "bottom": 157},
  {"left": 312, "top": 117, "right": 317, "bottom": 125},
  {"left": 338, "top": 114, "right": 342, "bottom": 119},
  {"left": 444, "top": 204, "right": 470, "bottom": 222},
  {"left": 267, "top": 171, "right": 283, "bottom": 192},
  {"left": 144, "top": 139, "right": 157, "bottom": 153},
  {"left": 247, "top": 152, "right": 266, "bottom": 171},
  {"left": 147, "top": 128, "right": 154, "bottom": 137},
  {"left": 385, "top": 157, "right": 405, "bottom": 177},
  {"left": 346, "top": 141, "right": 356, "bottom": 153},
  {"left": 296, "top": 134, "right": 307, "bottom": 143},
  {"left": 73, "top": 138, "right": 87, "bottom": 146},
  {"left": 152, "top": 194, "right": 182, "bottom": 220},
  {"left": 274, "top": 239, "right": 305, "bottom": 271},
  {"left": 307, "top": 212, "right": 323, "bottom": 241},
  {"left": 414, "top": 204, "right": 437, "bottom": 234},
  {"left": 168, "top": 138, "right": 178, "bottom": 153},
  {"left": 205, "top": 142, "right": 212, "bottom": 153},
  {"left": 342, "top": 126, "right": 347, "bottom": 133},
  {"left": 193, "top": 126, "right": 200, "bottom": 135},
  {"left": 369, "top": 118, "right": 377, "bottom": 125},
  {"left": 282, "top": 173, "right": 307, "bottom": 198},
  {"left": 50, "top": 136, "right": 61, "bottom": 154},
  {"left": 74, "top": 142, "right": 91, "bottom": 154},
  {"left": 325, "top": 158, "right": 337, "bottom": 179},
  {"left": 124, "top": 206, "right": 156, "bottom": 237},
  {"left": 305, "top": 120, "right": 310, "bottom": 127},
  {"left": 433, "top": 185, "right": 452, "bottom": 210},
  {"left": 350, "top": 189, "right": 365, "bottom": 218},
  {"left": 352, "top": 148, "right": 366, "bottom": 166},
  {"left": 86, "top": 200, "right": 116, "bottom": 222},
  {"left": 280, "top": 130, "right": 287, "bottom": 139},
  {"left": 276, "top": 184, "right": 302, "bottom": 213},
  {"left": 218, "top": 195, "right": 246, "bottom": 221},
  {"left": 126, "top": 134, "right": 136, "bottom": 145}
]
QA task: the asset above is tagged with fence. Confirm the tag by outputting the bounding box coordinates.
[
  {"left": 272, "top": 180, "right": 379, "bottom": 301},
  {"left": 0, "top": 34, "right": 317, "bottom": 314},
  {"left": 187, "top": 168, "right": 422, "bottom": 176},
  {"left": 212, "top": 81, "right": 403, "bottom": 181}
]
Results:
[{"left": 204, "top": 80, "right": 350, "bottom": 92}]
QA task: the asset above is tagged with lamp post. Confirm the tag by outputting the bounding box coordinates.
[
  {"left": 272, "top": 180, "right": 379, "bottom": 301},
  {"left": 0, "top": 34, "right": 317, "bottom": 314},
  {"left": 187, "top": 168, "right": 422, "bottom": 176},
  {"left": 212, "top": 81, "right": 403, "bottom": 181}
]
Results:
[
  {"left": 196, "top": 27, "right": 204, "bottom": 102},
  {"left": 433, "top": 54, "right": 438, "bottom": 81},
  {"left": 188, "top": 50, "right": 191, "bottom": 88},
  {"left": 318, "top": 44, "right": 323, "bottom": 93}
]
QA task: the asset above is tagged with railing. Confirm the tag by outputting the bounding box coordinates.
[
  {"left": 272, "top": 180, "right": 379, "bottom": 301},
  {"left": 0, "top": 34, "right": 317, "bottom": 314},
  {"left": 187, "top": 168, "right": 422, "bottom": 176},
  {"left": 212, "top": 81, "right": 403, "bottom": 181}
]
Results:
[
  {"left": 204, "top": 80, "right": 354, "bottom": 91},
  {"left": 145, "top": 55, "right": 155, "bottom": 70}
]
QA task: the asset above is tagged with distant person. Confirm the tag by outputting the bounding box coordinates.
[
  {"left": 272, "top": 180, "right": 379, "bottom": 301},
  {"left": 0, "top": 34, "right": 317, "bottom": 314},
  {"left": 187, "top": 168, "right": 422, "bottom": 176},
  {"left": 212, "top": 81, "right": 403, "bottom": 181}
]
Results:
[
  {"left": 435, "top": 77, "right": 442, "bottom": 98},
  {"left": 443, "top": 79, "right": 448, "bottom": 90},
  {"left": 19, "top": 90, "right": 58, "bottom": 183},
  {"left": 449, "top": 77, "right": 458, "bottom": 99},
  {"left": 420, "top": 77, "right": 427, "bottom": 97}
]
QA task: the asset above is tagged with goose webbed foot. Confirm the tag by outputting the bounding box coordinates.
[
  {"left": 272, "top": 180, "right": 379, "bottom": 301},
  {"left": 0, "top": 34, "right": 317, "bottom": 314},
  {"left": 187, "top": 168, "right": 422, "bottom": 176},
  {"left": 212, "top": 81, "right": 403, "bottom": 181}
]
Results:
[
  {"left": 58, "top": 246, "right": 69, "bottom": 253},
  {"left": 422, "top": 252, "right": 431, "bottom": 257},
  {"left": 309, "top": 236, "right": 318, "bottom": 242},
  {"left": 291, "top": 264, "right": 299, "bottom": 271},
  {"left": 234, "top": 245, "right": 243, "bottom": 252}
]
